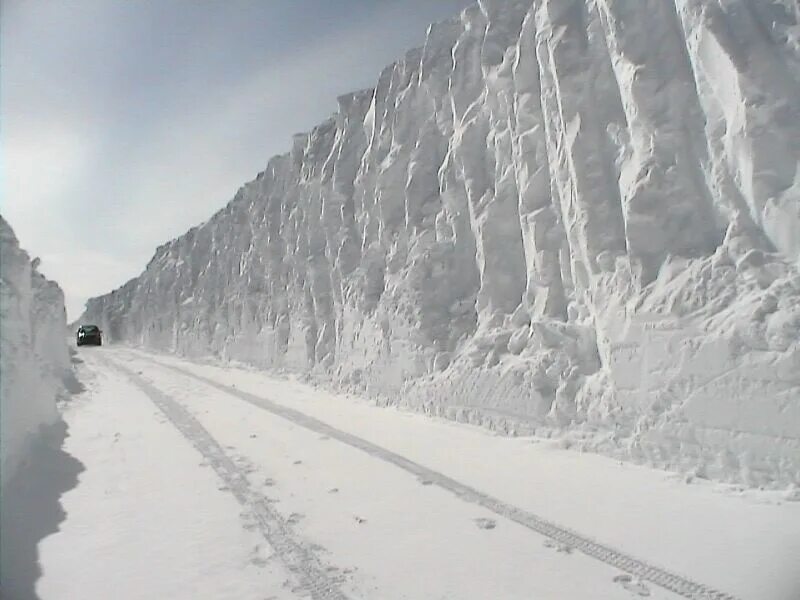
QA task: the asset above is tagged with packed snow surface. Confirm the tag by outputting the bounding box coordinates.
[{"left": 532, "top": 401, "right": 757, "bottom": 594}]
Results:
[
  {"left": 82, "top": 0, "right": 800, "bottom": 487},
  {"left": 0, "top": 216, "right": 71, "bottom": 486},
  {"left": 38, "top": 348, "right": 800, "bottom": 600}
]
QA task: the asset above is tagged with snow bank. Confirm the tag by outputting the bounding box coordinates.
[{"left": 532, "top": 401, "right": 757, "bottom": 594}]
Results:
[
  {"left": 82, "top": 0, "right": 800, "bottom": 487},
  {"left": 1, "top": 216, "right": 71, "bottom": 486}
]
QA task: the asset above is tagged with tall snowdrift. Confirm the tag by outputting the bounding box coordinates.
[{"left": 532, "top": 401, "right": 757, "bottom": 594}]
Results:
[
  {"left": 82, "top": 0, "right": 800, "bottom": 487},
  {"left": 1, "top": 216, "right": 71, "bottom": 486}
]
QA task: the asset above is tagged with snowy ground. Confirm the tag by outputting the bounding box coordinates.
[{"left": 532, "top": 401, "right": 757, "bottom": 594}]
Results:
[{"left": 33, "top": 347, "right": 800, "bottom": 600}]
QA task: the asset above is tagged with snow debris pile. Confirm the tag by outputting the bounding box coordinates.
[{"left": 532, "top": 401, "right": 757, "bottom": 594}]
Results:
[
  {"left": 82, "top": 0, "right": 800, "bottom": 487},
  {"left": 1, "top": 216, "right": 71, "bottom": 486}
]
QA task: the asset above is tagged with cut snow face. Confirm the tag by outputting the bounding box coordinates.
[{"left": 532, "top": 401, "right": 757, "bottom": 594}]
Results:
[
  {"left": 0, "top": 215, "right": 78, "bottom": 598},
  {"left": 0, "top": 215, "right": 71, "bottom": 486},
  {"left": 80, "top": 0, "right": 800, "bottom": 488}
]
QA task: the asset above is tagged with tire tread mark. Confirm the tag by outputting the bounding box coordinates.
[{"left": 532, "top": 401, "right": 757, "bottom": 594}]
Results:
[
  {"left": 144, "top": 357, "right": 740, "bottom": 600},
  {"left": 107, "top": 359, "right": 348, "bottom": 600}
]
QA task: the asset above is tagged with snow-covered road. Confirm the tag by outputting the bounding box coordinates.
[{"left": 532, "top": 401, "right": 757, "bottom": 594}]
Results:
[{"left": 36, "top": 348, "right": 800, "bottom": 600}]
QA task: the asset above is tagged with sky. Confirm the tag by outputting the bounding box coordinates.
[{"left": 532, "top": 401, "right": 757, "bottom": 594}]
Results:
[{"left": 1, "top": 0, "right": 472, "bottom": 320}]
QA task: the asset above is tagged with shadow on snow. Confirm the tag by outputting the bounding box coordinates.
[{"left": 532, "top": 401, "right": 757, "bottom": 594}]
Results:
[{"left": 1, "top": 384, "right": 86, "bottom": 599}]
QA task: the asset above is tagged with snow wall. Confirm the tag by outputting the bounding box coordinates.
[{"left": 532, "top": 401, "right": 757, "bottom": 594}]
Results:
[
  {"left": 82, "top": 0, "right": 800, "bottom": 488},
  {"left": 1, "top": 216, "right": 71, "bottom": 487}
]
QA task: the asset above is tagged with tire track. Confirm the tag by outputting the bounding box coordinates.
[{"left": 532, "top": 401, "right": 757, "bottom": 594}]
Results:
[
  {"left": 134, "top": 353, "right": 740, "bottom": 600},
  {"left": 105, "top": 358, "right": 348, "bottom": 600}
]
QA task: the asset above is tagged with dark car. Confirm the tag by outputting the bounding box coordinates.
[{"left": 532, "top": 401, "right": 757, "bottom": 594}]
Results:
[{"left": 77, "top": 324, "right": 102, "bottom": 346}]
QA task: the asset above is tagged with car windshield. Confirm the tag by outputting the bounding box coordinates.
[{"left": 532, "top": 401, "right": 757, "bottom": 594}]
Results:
[{"left": 81, "top": 325, "right": 99, "bottom": 332}]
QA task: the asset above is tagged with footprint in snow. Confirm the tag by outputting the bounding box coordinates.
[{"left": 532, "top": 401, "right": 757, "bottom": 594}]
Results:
[
  {"left": 613, "top": 574, "right": 650, "bottom": 597},
  {"left": 251, "top": 555, "right": 269, "bottom": 568},
  {"left": 543, "top": 539, "right": 573, "bottom": 554},
  {"left": 293, "top": 460, "right": 303, "bottom": 465},
  {"left": 328, "top": 488, "right": 339, "bottom": 494},
  {"left": 264, "top": 478, "right": 276, "bottom": 487},
  {"left": 354, "top": 516, "right": 367, "bottom": 524},
  {"left": 474, "top": 518, "right": 496, "bottom": 530}
]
